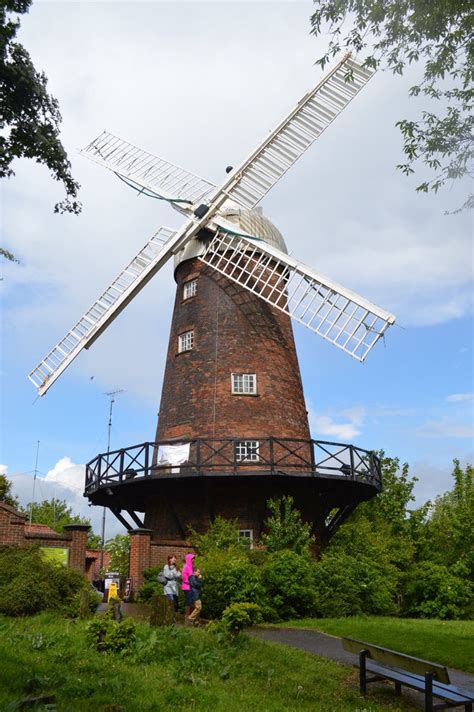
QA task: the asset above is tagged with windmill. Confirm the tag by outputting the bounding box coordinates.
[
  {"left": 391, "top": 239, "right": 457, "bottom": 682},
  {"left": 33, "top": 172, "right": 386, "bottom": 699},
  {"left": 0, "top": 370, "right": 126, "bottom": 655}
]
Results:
[{"left": 29, "top": 53, "right": 395, "bottom": 561}]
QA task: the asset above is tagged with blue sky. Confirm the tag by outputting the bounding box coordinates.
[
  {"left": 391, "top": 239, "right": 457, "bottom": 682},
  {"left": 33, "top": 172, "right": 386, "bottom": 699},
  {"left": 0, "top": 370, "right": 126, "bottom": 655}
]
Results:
[{"left": 1, "top": 1, "right": 472, "bottom": 539}]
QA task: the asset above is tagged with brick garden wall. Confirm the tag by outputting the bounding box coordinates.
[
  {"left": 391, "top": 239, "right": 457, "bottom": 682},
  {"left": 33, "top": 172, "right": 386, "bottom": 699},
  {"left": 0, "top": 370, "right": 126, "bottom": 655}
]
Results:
[{"left": 0, "top": 502, "right": 89, "bottom": 573}]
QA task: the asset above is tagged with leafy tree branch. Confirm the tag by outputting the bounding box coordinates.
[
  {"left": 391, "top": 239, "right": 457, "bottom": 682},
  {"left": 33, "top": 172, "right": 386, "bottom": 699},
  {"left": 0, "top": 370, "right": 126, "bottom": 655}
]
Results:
[
  {"left": 0, "top": 0, "right": 81, "bottom": 213},
  {"left": 310, "top": 0, "right": 473, "bottom": 209}
]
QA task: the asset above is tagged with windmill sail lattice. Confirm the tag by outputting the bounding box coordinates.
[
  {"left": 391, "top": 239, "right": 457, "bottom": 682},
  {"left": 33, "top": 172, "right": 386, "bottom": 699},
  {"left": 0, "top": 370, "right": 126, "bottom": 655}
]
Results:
[
  {"left": 223, "top": 54, "right": 374, "bottom": 210},
  {"left": 200, "top": 228, "right": 394, "bottom": 361},
  {"left": 81, "top": 131, "right": 216, "bottom": 209},
  {"left": 28, "top": 227, "right": 176, "bottom": 395}
]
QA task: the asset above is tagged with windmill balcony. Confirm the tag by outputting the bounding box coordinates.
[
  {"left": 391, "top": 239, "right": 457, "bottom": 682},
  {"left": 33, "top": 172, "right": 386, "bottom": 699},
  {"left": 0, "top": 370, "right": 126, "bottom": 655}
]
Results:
[{"left": 84, "top": 437, "right": 382, "bottom": 506}]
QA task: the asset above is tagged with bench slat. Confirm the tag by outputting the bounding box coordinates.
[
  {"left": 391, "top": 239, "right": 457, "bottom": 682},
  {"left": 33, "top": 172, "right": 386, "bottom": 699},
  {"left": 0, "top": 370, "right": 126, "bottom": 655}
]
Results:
[
  {"left": 366, "top": 662, "right": 473, "bottom": 704},
  {"left": 342, "top": 637, "right": 450, "bottom": 684}
]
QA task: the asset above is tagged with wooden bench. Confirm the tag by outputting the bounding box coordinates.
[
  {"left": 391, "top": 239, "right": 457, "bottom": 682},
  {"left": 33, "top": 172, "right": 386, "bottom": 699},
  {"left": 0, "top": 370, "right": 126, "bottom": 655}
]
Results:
[{"left": 342, "top": 637, "right": 474, "bottom": 711}]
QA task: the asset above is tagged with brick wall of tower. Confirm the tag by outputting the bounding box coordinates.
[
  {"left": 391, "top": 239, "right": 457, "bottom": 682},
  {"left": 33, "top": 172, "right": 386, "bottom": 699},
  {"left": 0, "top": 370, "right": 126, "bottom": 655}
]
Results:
[{"left": 155, "top": 258, "right": 310, "bottom": 442}]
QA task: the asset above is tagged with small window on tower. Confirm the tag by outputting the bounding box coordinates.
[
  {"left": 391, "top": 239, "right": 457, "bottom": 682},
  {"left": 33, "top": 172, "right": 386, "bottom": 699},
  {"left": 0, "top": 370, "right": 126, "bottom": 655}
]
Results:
[
  {"left": 234, "top": 440, "right": 259, "bottom": 462},
  {"left": 238, "top": 529, "right": 254, "bottom": 548},
  {"left": 178, "top": 330, "right": 194, "bottom": 353},
  {"left": 231, "top": 373, "right": 257, "bottom": 395},
  {"left": 183, "top": 279, "right": 197, "bottom": 300}
]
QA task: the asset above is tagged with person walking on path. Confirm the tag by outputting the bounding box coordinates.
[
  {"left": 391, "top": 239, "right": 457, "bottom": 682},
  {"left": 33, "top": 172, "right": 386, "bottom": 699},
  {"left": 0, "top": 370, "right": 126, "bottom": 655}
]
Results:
[
  {"left": 162, "top": 554, "right": 181, "bottom": 623},
  {"left": 181, "top": 553, "right": 195, "bottom": 623},
  {"left": 188, "top": 568, "right": 203, "bottom": 626}
]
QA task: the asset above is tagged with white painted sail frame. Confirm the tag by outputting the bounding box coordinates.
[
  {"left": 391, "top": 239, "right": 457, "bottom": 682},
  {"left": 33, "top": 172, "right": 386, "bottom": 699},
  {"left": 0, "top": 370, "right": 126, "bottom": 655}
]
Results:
[
  {"left": 28, "top": 227, "right": 176, "bottom": 395},
  {"left": 80, "top": 131, "right": 216, "bottom": 209},
  {"left": 222, "top": 53, "right": 374, "bottom": 210},
  {"left": 200, "top": 229, "right": 395, "bottom": 362}
]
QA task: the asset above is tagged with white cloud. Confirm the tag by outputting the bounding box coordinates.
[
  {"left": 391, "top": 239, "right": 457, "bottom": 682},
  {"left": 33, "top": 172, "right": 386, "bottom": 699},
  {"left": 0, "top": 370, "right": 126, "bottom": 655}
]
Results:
[
  {"left": 309, "top": 405, "right": 365, "bottom": 441},
  {"left": 416, "top": 421, "right": 474, "bottom": 439},
  {"left": 44, "top": 456, "right": 85, "bottom": 495},
  {"left": 6, "top": 459, "right": 126, "bottom": 539},
  {"left": 446, "top": 393, "right": 474, "bottom": 403},
  {"left": 0, "top": 465, "right": 8, "bottom": 475}
]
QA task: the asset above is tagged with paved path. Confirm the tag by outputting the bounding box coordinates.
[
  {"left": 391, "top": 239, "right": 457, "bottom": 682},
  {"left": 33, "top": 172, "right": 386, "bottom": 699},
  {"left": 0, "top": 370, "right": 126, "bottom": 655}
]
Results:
[{"left": 250, "top": 627, "right": 474, "bottom": 695}]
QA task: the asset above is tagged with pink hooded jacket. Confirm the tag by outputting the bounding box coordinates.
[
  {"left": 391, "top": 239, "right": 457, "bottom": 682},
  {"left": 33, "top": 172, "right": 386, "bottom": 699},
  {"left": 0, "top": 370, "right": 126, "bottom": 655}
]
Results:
[{"left": 181, "top": 553, "right": 195, "bottom": 591}]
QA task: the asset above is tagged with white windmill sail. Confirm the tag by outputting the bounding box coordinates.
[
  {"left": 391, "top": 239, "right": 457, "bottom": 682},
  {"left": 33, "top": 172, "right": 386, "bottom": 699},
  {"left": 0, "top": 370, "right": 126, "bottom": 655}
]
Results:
[
  {"left": 200, "top": 227, "right": 395, "bottom": 362},
  {"left": 221, "top": 53, "right": 374, "bottom": 210},
  {"left": 80, "top": 131, "right": 216, "bottom": 211},
  {"left": 28, "top": 226, "right": 177, "bottom": 395}
]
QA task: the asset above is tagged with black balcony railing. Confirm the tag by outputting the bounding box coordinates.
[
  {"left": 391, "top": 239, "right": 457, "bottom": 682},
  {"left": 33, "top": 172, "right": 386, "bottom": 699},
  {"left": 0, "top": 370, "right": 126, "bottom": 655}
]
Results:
[{"left": 85, "top": 438, "right": 382, "bottom": 495}]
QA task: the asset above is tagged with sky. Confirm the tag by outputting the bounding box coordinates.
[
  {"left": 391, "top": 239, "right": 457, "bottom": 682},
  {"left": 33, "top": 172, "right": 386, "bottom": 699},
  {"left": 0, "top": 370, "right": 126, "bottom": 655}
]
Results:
[{"left": 1, "top": 1, "right": 473, "bottom": 540}]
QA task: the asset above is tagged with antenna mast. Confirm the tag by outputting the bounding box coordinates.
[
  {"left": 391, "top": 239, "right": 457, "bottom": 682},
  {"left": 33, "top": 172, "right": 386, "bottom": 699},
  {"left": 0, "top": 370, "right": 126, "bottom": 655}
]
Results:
[
  {"left": 29, "top": 440, "right": 40, "bottom": 525},
  {"left": 100, "top": 389, "right": 125, "bottom": 570}
]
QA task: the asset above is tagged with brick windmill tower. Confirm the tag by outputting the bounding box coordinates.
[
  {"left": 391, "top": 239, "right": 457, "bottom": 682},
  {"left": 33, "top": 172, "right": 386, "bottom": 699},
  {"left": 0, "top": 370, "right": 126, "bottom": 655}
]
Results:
[{"left": 29, "top": 54, "right": 395, "bottom": 574}]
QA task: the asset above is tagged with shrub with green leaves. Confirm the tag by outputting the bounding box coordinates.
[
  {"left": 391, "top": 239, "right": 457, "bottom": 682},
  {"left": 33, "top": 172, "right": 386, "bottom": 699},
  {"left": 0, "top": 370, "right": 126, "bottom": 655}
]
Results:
[
  {"left": 0, "top": 545, "right": 92, "bottom": 617},
  {"left": 260, "top": 495, "right": 315, "bottom": 556},
  {"left": 200, "top": 550, "right": 263, "bottom": 619},
  {"left": 261, "top": 549, "right": 315, "bottom": 620},
  {"left": 86, "top": 614, "right": 136, "bottom": 653},
  {"left": 313, "top": 551, "right": 398, "bottom": 617},
  {"left": 220, "top": 602, "right": 262, "bottom": 635},
  {"left": 137, "top": 565, "right": 172, "bottom": 602},
  {"left": 189, "top": 515, "right": 247, "bottom": 555},
  {"left": 402, "top": 562, "right": 474, "bottom": 620}
]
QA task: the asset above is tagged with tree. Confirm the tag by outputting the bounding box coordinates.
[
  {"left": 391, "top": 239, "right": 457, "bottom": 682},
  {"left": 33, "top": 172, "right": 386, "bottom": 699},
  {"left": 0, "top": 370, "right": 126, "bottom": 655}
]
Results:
[
  {"left": 0, "top": 247, "right": 18, "bottom": 263},
  {"left": 424, "top": 460, "right": 474, "bottom": 578},
  {"left": 260, "top": 495, "right": 315, "bottom": 556},
  {"left": 104, "top": 534, "right": 130, "bottom": 581},
  {"left": 0, "top": 0, "right": 81, "bottom": 214},
  {"left": 356, "top": 453, "right": 417, "bottom": 533},
  {"left": 310, "top": 1, "right": 473, "bottom": 209},
  {"left": 189, "top": 515, "right": 246, "bottom": 555},
  {"left": 0, "top": 473, "right": 19, "bottom": 508},
  {"left": 23, "top": 497, "right": 99, "bottom": 548}
]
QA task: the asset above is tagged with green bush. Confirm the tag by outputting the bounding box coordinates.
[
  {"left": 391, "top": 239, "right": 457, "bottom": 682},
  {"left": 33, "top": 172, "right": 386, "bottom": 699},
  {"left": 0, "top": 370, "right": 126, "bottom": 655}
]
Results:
[
  {"left": 261, "top": 550, "right": 315, "bottom": 620},
  {"left": 189, "top": 515, "right": 247, "bottom": 555},
  {"left": 260, "top": 495, "right": 315, "bottom": 555},
  {"left": 220, "top": 602, "right": 262, "bottom": 635},
  {"left": 137, "top": 566, "right": 164, "bottom": 602},
  {"left": 86, "top": 614, "right": 137, "bottom": 653},
  {"left": 0, "top": 545, "right": 91, "bottom": 617},
  {"left": 402, "top": 562, "right": 474, "bottom": 620},
  {"left": 200, "top": 550, "right": 263, "bottom": 619},
  {"left": 312, "top": 551, "right": 398, "bottom": 617}
]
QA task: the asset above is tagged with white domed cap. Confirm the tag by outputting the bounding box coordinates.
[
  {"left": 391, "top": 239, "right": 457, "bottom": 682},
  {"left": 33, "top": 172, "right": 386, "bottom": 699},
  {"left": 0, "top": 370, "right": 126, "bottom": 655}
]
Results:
[
  {"left": 174, "top": 206, "right": 287, "bottom": 271},
  {"left": 220, "top": 206, "right": 288, "bottom": 253}
]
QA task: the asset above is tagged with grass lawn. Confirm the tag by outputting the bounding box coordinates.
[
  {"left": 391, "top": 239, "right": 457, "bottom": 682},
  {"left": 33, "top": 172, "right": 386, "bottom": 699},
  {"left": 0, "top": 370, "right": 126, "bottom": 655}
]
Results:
[
  {"left": 274, "top": 617, "right": 474, "bottom": 674},
  {"left": 0, "top": 613, "right": 418, "bottom": 711}
]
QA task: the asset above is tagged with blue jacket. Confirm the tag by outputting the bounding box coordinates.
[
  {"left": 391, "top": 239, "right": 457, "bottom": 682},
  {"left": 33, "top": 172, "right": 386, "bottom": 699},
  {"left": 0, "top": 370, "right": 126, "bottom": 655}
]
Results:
[{"left": 189, "top": 574, "right": 203, "bottom": 602}]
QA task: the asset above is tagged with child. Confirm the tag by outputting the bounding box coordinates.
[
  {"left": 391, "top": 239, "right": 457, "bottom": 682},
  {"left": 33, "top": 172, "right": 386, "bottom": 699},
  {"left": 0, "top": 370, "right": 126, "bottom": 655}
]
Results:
[
  {"left": 188, "top": 568, "right": 203, "bottom": 625},
  {"left": 181, "top": 553, "right": 195, "bottom": 622}
]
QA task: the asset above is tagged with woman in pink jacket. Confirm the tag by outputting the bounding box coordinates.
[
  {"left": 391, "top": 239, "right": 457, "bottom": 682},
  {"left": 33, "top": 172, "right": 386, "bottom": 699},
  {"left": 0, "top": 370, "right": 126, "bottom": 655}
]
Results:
[{"left": 181, "top": 553, "right": 195, "bottom": 622}]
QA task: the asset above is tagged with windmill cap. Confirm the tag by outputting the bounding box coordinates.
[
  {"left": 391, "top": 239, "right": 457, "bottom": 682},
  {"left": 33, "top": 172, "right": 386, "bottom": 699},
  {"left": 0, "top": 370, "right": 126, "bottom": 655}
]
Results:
[{"left": 174, "top": 207, "right": 288, "bottom": 271}]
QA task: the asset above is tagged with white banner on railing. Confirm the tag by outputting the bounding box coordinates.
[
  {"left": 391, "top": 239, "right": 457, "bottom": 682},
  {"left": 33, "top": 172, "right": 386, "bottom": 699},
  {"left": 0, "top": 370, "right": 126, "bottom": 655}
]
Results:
[{"left": 156, "top": 443, "right": 190, "bottom": 466}]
